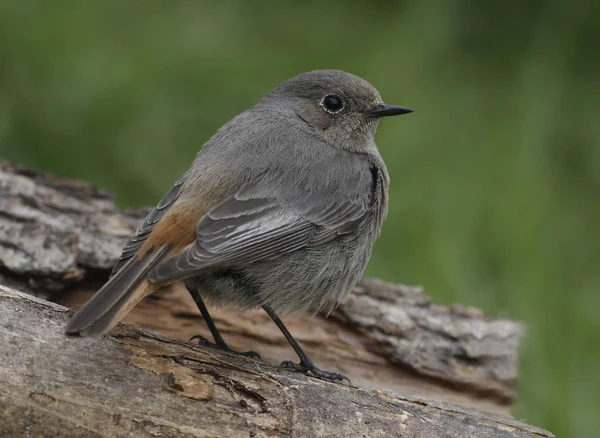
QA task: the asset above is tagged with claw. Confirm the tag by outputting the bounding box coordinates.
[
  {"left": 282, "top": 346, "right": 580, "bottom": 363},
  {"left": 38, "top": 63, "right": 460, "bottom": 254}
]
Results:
[
  {"left": 189, "top": 334, "right": 212, "bottom": 345},
  {"left": 278, "top": 360, "right": 351, "bottom": 385},
  {"left": 189, "top": 335, "right": 261, "bottom": 359}
]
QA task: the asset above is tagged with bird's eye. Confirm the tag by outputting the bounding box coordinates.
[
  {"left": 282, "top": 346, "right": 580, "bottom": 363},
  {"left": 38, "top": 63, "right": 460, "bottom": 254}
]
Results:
[{"left": 320, "top": 95, "right": 344, "bottom": 114}]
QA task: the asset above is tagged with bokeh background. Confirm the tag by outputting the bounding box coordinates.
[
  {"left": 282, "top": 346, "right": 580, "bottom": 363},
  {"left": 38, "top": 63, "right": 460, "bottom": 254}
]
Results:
[{"left": 1, "top": 1, "right": 598, "bottom": 435}]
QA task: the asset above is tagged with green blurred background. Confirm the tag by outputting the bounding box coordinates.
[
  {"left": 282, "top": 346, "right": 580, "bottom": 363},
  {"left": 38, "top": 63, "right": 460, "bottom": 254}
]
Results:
[{"left": 1, "top": 1, "right": 598, "bottom": 435}]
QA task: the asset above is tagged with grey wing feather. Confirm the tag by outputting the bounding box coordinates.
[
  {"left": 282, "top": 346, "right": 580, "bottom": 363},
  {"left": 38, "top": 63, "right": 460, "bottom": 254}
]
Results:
[
  {"left": 148, "top": 168, "right": 375, "bottom": 283},
  {"left": 110, "top": 172, "right": 188, "bottom": 277}
]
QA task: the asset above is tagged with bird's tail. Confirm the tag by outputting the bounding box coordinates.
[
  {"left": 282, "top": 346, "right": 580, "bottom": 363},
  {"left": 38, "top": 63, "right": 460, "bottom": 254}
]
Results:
[{"left": 65, "top": 247, "right": 170, "bottom": 337}]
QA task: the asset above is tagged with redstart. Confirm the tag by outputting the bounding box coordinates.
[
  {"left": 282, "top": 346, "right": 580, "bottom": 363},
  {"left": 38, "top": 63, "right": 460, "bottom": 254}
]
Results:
[{"left": 65, "top": 69, "right": 412, "bottom": 382}]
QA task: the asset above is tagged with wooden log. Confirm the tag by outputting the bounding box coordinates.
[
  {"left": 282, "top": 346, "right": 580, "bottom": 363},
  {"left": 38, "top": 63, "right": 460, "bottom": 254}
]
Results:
[
  {"left": 0, "top": 161, "right": 554, "bottom": 436},
  {"left": 0, "top": 286, "right": 552, "bottom": 438}
]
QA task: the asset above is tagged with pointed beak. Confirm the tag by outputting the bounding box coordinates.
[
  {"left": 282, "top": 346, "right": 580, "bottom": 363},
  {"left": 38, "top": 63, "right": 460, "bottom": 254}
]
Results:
[{"left": 368, "top": 104, "right": 413, "bottom": 118}]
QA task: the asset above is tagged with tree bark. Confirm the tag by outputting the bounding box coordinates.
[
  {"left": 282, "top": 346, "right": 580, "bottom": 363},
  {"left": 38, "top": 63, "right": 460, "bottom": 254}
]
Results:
[
  {"left": 0, "top": 286, "right": 552, "bottom": 438},
  {"left": 0, "top": 161, "right": 554, "bottom": 437}
]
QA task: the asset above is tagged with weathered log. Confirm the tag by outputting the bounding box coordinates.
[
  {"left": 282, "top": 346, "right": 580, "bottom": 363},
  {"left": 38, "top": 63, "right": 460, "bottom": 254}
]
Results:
[
  {"left": 0, "top": 286, "right": 552, "bottom": 438},
  {"left": 0, "top": 161, "right": 554, "bottom": 436}
]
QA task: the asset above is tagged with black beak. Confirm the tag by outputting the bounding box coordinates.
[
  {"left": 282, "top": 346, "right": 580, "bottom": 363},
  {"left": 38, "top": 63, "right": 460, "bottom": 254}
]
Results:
[{"left": 369, "top": 104, "right": 413, "bottom": 118}]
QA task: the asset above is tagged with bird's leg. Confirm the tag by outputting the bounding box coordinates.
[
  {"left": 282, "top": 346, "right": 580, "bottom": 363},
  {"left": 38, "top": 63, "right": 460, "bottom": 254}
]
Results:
[
  {"left": 262, "top": 305, "right": 351, "bottom": 384},
  {"left": 186, "top": 284, "right": 260, "bottom": 358}
]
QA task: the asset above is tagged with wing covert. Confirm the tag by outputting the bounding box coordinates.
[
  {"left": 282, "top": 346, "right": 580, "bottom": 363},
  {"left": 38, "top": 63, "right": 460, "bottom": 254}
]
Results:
[
  {"left": 149, "top": 167, "right": 377, "bottom": 282},
  {"left": 110, "top": 172, "right": 188, "bottom": 276}
]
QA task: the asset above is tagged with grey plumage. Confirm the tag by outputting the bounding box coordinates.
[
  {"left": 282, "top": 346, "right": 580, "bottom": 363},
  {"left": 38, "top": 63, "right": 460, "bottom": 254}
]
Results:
[
  {"left": 150, "top": 149, "right": 385, "bottom": 315},
  {"left": 66, "top": 69, "right": 411, "bottom": 382},
  {"left": 110, "top": 172, "right": 188, "bottom": 276}
]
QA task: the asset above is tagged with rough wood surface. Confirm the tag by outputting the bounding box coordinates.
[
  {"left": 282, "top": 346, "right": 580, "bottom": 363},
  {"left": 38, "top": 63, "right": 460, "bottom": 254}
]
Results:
[
  {"left": 0, "top": 286, "right": 553, "bottom": 438},
  {"left": 0, "top": 161, "right": 146, "bottom": 293},
  {"left": 0, "top": 161, "right": 553, "bottom": 436},
  {"left": 56, "top": 280, "right": 518, "bottom": 415}
]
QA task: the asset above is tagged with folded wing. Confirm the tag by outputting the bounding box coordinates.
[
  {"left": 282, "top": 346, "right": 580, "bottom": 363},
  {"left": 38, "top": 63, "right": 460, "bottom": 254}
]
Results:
[
  {"left": 111, "top": 172, "right": 188, "bottom": 276},
  {"left": 148, "top": 167, "right": 377, "bottom": 282}
]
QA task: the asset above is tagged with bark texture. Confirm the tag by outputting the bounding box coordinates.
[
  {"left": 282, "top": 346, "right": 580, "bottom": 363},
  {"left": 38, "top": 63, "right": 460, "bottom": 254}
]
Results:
[
  {"left": 0, "top": 286, "right": 553, "bottom": 438},
  {"left": 0, "top": 161, "right": 553, "bottom": 437}
]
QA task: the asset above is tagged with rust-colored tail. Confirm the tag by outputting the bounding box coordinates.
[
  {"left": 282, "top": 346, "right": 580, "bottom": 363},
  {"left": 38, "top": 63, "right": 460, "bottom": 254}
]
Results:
[{"left": 65, "top": 248, "right": 170, "bottom": 337}]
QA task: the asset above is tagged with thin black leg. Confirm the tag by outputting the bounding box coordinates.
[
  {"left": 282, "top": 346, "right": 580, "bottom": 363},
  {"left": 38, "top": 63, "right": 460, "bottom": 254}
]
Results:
[
  {"left": 186, "top": 284, "right": 260, "bottom": 358},
  {"left": 263, "top": 305, "right": 350, "bottom": 384},
  {"left": 188, "top": 285, "right": 228, "bottom": 346}
]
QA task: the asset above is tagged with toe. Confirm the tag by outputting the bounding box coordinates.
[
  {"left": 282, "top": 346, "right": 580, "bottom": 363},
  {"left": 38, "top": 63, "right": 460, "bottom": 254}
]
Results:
[
  {"left": 279, "top": 360, "right": 301, "bottom": 371},
  {"left": 189, "top": 335, "right": 212, "bottom": 346},
  {"left": 240, "top": 350, "right": 261, "bottom": 359}
]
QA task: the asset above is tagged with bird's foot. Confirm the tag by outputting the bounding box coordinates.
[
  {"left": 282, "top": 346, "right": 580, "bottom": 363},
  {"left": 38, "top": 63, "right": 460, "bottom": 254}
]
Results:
[
  {"left": 279, "top": 359, "right": 351, "bottom": 385},
  {"left": 188, "top": 335, "right": 261, "bottom": 359}
]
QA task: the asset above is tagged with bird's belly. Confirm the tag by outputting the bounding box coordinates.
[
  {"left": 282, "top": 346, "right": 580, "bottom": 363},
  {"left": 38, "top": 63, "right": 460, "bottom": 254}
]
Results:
[{"left": 188, "top": 232, "right": 374, "bottom": 315}]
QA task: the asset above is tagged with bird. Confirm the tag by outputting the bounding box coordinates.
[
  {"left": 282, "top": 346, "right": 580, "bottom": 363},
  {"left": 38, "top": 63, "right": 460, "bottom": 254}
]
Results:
[{"left": 65, "top": 69, "right": 412, "bottom": 383}]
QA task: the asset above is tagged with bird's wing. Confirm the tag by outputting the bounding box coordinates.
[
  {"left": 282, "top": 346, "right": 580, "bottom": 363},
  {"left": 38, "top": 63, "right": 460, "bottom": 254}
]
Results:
[
  {"left": 149, "top": 166, "right": 379, "bottom": 282},
  {"left": 110, "top": 172, "right": 188, "bottom": 276}
]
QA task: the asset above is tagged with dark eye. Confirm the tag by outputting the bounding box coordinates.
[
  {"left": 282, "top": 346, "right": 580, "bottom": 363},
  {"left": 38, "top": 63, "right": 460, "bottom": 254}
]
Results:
[{"left": 320, "top": 95, "right": 344, "bottom": 114}]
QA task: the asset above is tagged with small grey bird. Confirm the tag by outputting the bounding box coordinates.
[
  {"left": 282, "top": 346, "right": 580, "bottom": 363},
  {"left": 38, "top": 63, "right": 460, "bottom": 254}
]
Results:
[{"left": 65, "top": 69, "right": 412, "bottom": 382}]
